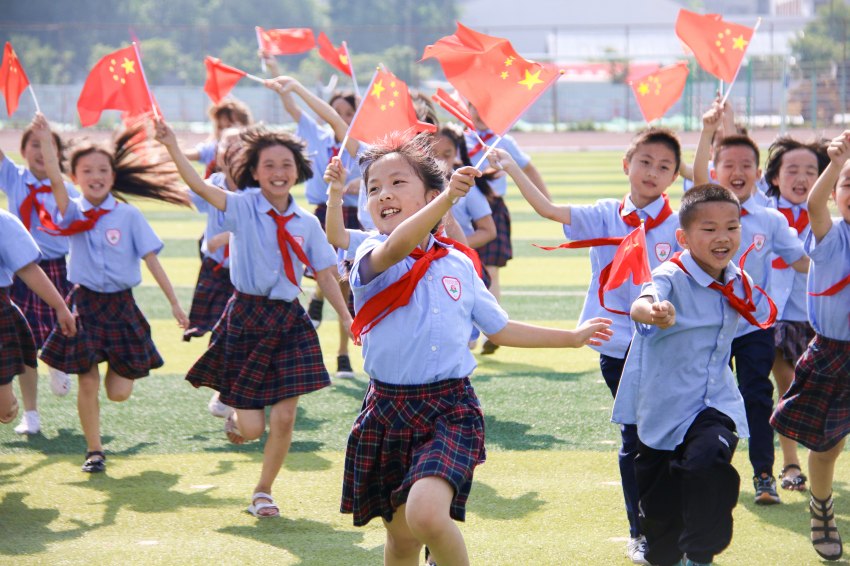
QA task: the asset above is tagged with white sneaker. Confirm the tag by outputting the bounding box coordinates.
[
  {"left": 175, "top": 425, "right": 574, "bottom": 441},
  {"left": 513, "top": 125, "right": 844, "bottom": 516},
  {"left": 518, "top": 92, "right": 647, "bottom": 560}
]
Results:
[
  {"left": 13, "top": 410, "right": 40, "bottom": 435},
  {"left": 627, "top": 536, "right": 649, "bottom": 565},
  {"left": 207, "top": 393, "right": 232, "bottom": 418},
  {"left": 48, "top": 366, "right": 71, "bottom": 396}
]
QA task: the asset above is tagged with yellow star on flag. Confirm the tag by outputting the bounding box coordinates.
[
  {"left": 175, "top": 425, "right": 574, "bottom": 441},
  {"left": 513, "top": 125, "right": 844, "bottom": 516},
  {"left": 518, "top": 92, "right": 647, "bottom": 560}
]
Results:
[
  {"left": 637, "top": 82, "right": 649, "bottom": 96},
  {"left": 371, "top": 80, "right": 385, "bottom": 99},
  {"left": 393, "top": 90, "right": 399, "bottom": 97},
  {"left": 121, "top": 58, "right": 136, "bottom": 74},
  {"left": 501, "top": 71, "right": 508, "bottom": 80},
  {"left": 504, "top": 57, "right": 514, "bottom": 67},
  {"left": 340, "top": 55, "right": 349, "bottom": 66},
  {"left": 380, "top": 104, "right": 387, "bottom": 111},
  {"left": 732, "top": 35, "right": 748, "bottom": 50},
  {"left": 518, "top": 69, "right": 544, "bottom": 90},
  {"left": 389, "top": 100, "right": 395, "bottom": 107}
]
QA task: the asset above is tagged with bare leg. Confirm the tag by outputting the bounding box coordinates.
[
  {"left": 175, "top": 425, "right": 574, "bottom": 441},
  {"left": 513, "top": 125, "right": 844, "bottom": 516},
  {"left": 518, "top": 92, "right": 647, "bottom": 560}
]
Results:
[
  {"left": 0, "top": 382, "right": 19, "bottom": 423},
  {"left": 77, "top": 365, "right": 102, "bottom": 455},
  {"left": 485, "top": 265, "right": 501, "bottom": 302},
  {"left": 17, "top": 365, "right": 38, "bottom": 411},
  {"left": 773, "top": 354, "right": 804, "bottom": 485},
  {"left": 104, "top": 367, "right": 134, "bottom": 402},
  {"left": 255, "top": 397, "right": 298, "bottom": 495},
  {"left": 383, "top": 504, "right": 424, "bottom": 566},
  {"left": 809, "top": 439, "right": 846, "bottom": 559},
  {"left": 406, "top": 477, "right": 469, "bottom": 566},
  {"left": 337, "top": 280, "right": 351, "bottom": 357}
]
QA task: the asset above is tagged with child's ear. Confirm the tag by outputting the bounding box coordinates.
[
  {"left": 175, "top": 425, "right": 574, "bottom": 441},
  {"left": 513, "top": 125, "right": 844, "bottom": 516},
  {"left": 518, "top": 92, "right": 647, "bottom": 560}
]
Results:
[
  {"left": 425, "top": 188, "right": 441, "bottom": 204},
  {"left": 622, "top": 157, "right": 630, "bottom": 175},
  {"left": 675, "top": 228, "right": 689, "bottom": 249},
  {"left": 710, "top": 169, "right": 717, "bottom": 180}
]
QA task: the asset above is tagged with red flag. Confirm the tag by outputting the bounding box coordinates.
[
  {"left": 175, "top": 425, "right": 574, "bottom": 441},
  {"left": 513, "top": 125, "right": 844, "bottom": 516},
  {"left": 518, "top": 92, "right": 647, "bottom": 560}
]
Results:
[
  {"left": 0, "top": 42, "right": 31, "bottom": 116},
  {"left": 602, "top": 226, "right": 652, "bottom": 297},
  {"left": 431, "top": 88, "right": 476, "bottom": 131},
  {"left": 348, "top": 67, "right": 437, "bottom": 145},
  {"left": 204, "top": 56, "right": 247, "bottom": 103},
  {"left": 675, "top": 9, "right": 754, "bottom": 83},
  {"left": 316, "top": 32, "right": 352, "bottom": 76},
  {"left": 77, "top": 45, "right": 154, "bottom": 127},
  {"left": 422, "top": 23, "right": 561, "bottom": 136},
  {"left": 630, "top": 62, "right": 690, "bottom": 123},
  {"left": 256, "top": 27, "right": 315, "bottom": 56}
]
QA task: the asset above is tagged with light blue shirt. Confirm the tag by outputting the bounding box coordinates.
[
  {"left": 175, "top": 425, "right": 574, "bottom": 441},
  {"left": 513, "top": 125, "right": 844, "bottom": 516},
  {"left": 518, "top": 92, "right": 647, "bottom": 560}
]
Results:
[
  {"left": 352, "top": 234, "right": 509, "bottom": 385},
  {"left": 297, "top": 113, "right": 361, "bottom": 206},
  {"left": 0, "top": 156, "right": 79, "bottom": 259},
  {"left": 612, "top": 251, "right": 750, "bottom": 450},
  {"left": 60, "top": 194, "right": 163, "bottom": 292},
  {"left": 222, "top": 191, "right": 337, "bottom": 301},
  {"left": 734, "top": 197, "right": 805, "bottom": 336},
  {"left": 451, "top": 185, "right": 492, "bottom": 236},
  {"left": 464, "top": 130, "right": 530, "bottom": 197},
  {"left": 767, "top": 196, "right": 810, "bottom": 322},
  {"left": 357, "top": 180, "right": 376, "bottom": 231},
  {"left": 566, "top": 194, "right": 681, "bottom": 358},
  {"left": 342, "top": 228, "right": 374, "bottom": 262},
  {"left": 194, "top": 141, "right": 216, "bottom": 166},
  {"left": 192, "top": 173, "right": 231, "bottom": 266},
  {"left": 805, "top": 219, "right": 850, "bottom": 341},
  {"left": 0, "top": 209, "right": 41, "bottom": 287}
]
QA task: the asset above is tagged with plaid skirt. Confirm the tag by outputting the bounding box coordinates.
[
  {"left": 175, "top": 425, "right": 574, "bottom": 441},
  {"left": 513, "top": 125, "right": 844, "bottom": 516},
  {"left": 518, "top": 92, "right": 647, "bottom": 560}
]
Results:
[
  {"left": 773, "top": 320, "right": 815, "bottom": 364},
  {"left": 477, "top": 196, "right": 512, "bottom": 267},
  {"left": 0, "top": 287, "right": 38, "bottom": 385},
  {"left": 341, "top": 377, "right": 486, "bottom": 527},
  {"left": 39, "top": 286, "right": 163, "bottom": 379},
  {"left": 11, "top": 257, "right": 72, "bottom": 349},
  {"left": 183, "top": 257, "right": 234, "bottom": 341},
  {"left": 186, "top": 292, "right": 330, "bottom": 410},
  {"left": 771, "top": 334, "right": 850, "bottom": 452}
]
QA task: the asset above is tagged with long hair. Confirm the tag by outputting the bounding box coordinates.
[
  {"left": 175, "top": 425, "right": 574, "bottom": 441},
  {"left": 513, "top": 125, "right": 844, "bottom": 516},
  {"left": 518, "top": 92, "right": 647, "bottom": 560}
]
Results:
[
  {"left": 436, "top": 123, "right": 496, "bottom": 202},
  {"left": 68, "top": 126, "right": 191, "bottom": 207},
  {"left": 231, "top": 125, "right": 313, "bottom": 190}
]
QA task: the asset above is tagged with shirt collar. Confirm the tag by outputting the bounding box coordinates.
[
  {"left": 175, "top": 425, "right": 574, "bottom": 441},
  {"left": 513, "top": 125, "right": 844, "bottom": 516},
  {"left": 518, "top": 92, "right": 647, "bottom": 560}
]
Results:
[
  {"left": 622, "top": 194, "right": 664, "bottom": 219},
  {"left": 777, "top": 195, "right": 807, "bottom": 212},
  {"left": 23, "top": 168, "right": 48, "bottom": 188},
  {"left": 258, "top": 193, "right": 300, "bottom": 216},
  {"left": 80, "top": 193, "right": 117, "bottom": 212},
  {"left": 680, "top": 250, "right": 741, "bottom": 288},
  {"left": 741, "top": 196, "right": 760, "bottom": 215}
]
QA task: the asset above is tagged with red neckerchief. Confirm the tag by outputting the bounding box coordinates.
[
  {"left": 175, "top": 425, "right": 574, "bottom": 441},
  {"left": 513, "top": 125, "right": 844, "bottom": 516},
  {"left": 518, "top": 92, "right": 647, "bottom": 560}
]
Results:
[
  {"left": 19, "top": 184, "right": 52, "bottom": 231},
  {"left": 350, "top": 242, "right": 450, "bottom": 345},
  {"left": 213, "top": 244, "right": 230, "bottom": 272},
  {"left": 809, "top": 273, "right": 850, "bottom": 296},
  {"left": 434, "top": 234, "right": 483, "bottom": 279},
  {"left": 39, "top": 206, "right": 112, "bottom": 236},
  {"left": 204, "top": 158, "right": 217, "bottom": 179},
  {"left": 267, "top": 209, "right": 313, "bottom": 288},
  {"left": 771, "top": 207, "right": 809, "bottom": 270},
  {"left": 669, "top": 245, "right": 777, "bottom": 329},
  {"left": 467, "top": 131, "right": 496, "bottom": 157}
]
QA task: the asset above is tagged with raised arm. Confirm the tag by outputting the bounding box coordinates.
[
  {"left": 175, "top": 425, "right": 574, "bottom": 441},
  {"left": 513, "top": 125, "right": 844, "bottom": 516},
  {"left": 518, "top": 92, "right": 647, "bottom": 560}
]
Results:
[
  {"left": 693, "top": 100, "right": 724, "bottom": 186},
  {"left": 154, "top": 119, "right": 228, "bottom": 211},
  {"left": 323, "top": 156, "right": 351, "bottom": 249},
  {"left": 810, "top": 131, "right": 850, "bottom": 241},
  {"left": 31, "top": 113, "right": 69, "bottom": 215},
  {"left": 488, "top": 148, "right": 571, "bottom": 224}
]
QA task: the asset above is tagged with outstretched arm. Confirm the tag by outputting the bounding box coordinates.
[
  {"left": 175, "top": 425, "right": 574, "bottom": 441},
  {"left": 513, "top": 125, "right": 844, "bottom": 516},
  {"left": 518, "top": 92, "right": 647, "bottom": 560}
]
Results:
[
  {"left": 631, "top": 296, "right": 676, "bottom": 329},
  {"left": 31, "top": 113, "right": 70, "bottom": 215},
  {"left": 489, "top": 148, "right": 570, "bottom": 224},
  {"left": 143, "top": 252, "right": 189, "bottom": 329},
  {"left": 487, "top": 317, "right": 612, "bottom": 348},
  {"left": 810, "top": 131, "right": 850, "bottom": 241}
]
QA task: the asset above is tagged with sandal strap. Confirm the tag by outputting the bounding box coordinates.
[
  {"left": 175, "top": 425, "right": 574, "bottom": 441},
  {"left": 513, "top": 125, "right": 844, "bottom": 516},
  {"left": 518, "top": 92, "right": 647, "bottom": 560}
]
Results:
[
  {"left": 781, "top": 463, "right": 802, "bottom": 474},
  {"left": 252, "top": 492, "right": 274, "bottom": 504},
  {"left": 85, "top": 450, "right": 105, "bottom": 461}
]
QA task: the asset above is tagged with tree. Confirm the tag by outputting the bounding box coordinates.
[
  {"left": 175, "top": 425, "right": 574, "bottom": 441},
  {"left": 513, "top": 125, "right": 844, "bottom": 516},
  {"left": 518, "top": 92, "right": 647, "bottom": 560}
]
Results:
[{"left": 8, "top": 34, "right": 73, "bottom": 84}]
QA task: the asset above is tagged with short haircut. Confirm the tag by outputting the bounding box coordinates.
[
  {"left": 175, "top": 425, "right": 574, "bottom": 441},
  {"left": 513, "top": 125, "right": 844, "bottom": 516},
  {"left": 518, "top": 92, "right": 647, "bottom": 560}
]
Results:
[
  {"left": 625, "top": 127, "right": 682, "bottom": 171},
  {"left": 713, "top": 134, "right": 760, "bottom": 166},
  {"left": 208, "top": 98, "right": 252, "bottom": 126},
  {"left": 360, "top": 131, "right": 445, "bottom": 194},
  {"left": 764, "top": 136, "right": 829, "bottom": 197},
  {"left": 231, "top": 125, "right": 313, "bottom": 190},
  {"left": 679, "top": 183, "right": 741, "bottom": 229}
]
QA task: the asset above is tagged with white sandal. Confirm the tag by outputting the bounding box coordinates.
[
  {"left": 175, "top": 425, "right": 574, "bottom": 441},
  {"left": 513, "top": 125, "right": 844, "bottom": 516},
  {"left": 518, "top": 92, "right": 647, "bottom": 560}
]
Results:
[{"left": 247, "top": 492, "right": 279, "bottom": 518}]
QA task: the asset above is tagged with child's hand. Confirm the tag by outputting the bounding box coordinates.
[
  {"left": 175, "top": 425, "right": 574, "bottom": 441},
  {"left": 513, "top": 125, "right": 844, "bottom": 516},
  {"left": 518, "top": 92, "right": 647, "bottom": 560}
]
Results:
[
  {"left": 827, "top": 131, "right": 850, "bottom": 165},
  {"left": 31, "top": 113, "right": 60, "bottom": 166},
  {"left": 172, "top": 303, "right": 190, "bottom": 329},
  {"left": 649, "top": 300, "right": 676, "bottom": 328},
  {"left": 153, "top": 119, "right": 177, "bottom": 148},
  {"left": 702, "top": 98, "right": 724, "bottom": 132},
  {"left": 207, "top": 232, "right": 230, "bottom": 253},
  {"left": 447, "top": 166, "right": 480, "bottom": 201},
  {"left": 265, "top": 76, "right": 298, "bottom": 95},
  {"left": 344, "top": 178, "right": 361, "bottom": 196},
  {"left": 323, "top": 156, "right": 347, "bottom": 199},
  {"left": 0, "top": 396, "right": 18, "bottom": 424},
  {"left": 56, "top": 305, "right": 77, "bottom": 338},
  {"left": 571, "top": 317, "right": 613, "bottom": 347},
  {"left": 486, "top": 148, "right": 517, "bottom": 173},
  {"left": 257, "top": 50, "right": 281, "bottom": 75}
]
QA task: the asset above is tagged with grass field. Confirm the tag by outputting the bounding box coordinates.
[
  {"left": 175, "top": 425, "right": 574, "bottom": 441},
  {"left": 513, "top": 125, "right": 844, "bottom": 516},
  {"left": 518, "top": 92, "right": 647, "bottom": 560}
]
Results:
[{"left": 0, "top": 148, "right": 846, "bottom": 565}]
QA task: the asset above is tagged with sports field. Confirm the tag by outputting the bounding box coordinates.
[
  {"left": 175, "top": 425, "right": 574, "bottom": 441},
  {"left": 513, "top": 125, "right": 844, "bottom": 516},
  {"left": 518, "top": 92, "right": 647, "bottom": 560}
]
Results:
[{"left": 0, "top": 147, "right": 842, "bottom": 565}]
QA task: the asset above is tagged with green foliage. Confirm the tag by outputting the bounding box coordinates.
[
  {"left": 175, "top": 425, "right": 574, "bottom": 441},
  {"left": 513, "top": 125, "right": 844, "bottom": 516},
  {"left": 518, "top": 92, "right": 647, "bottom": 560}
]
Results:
[
  {"left": 791, "top": 1, "right": 850, "bottom": 75},
  {"left": 8, "top": 34, "right": 73, "bottom": 84}
]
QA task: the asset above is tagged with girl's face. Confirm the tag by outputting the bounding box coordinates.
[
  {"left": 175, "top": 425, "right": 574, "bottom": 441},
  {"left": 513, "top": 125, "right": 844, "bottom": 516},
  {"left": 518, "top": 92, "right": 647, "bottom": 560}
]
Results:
[
  {"left": 776, "top": 148, "right": 819, "bottom": 205},
  {"left": 72, "top": 151, "right": 114, "bottom": 206},
  {"left": 836, "top": 161, "right": 850, "bottom": 223},
  {"left": 332, "top": 98, "right": 356, "bottom": 125},
  {"left": 432, "top": 135, "right": 458, "bottom": 168},
  {"left": 22, "top": 135, "right": 47, "bottom": 179},
  {"left": 366, "top": 153, "right": 436, "bottom": 235},
  {"left": 252, "top": 144, "right": 298, "bottom": 203}
]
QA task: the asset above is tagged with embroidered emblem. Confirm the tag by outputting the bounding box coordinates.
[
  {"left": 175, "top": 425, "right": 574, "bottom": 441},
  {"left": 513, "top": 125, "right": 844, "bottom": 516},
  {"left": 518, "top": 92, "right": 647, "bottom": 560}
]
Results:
[
  {"left": 442, "top": 276, "right": 461, "bottom": 301},
  {"left": 105, "top": 229, "right": 121, "bottom": 245},
  {"left": 293, "top": 235, "right": 304, "bottom": 247},
  {"left": 655, "top": 242, "right": 671, "bottom": 261},
  {"left": 753, "top": 233, "right": 766, "bottom": 251}
]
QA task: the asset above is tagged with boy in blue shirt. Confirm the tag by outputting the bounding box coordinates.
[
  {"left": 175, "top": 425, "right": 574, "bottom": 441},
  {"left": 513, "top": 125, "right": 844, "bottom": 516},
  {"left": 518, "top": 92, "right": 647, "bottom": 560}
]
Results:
[{"left": 613, "top": 184, "right": 751, "bottom": 566}]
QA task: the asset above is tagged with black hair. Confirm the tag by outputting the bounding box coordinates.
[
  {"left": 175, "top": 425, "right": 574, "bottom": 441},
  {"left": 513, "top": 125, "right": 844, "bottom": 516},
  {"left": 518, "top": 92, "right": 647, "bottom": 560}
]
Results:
[
  {"left": 231, "top": 125, "right": 313, "bottom": 190},
  {"left": 625, "top": 127, "right": 682, "bottom": 171},
  {"left": 679, "top": 183, "right": 740, "bottom": 229},
  {"left": 763, "top": 136, "right": 829, "bottom": 198}
]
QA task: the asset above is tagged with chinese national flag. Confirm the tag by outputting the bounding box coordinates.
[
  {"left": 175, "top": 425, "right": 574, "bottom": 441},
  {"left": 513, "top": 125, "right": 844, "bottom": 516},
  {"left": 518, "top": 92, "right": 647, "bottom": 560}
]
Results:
[
  {"left": 77, "top": 45, "right": 154, "bottom": 127},
  {"left": 675, "top": 9, "right": 754, "bottom": 83},
  {"left": 431, "top": 88, "right": 476, "bottom": 131},
  {"left": 256, "top": 27, "right": 315, "bottom": 56},
  {"left": 422, "top": 23, "right": 561, "bottom": 136},
  {"left": 204, "top": 56, "right": 247, "bottom": 103},
  {"left": 600, "top": 226, "right": 653, "bottom": 314},
  {"left": 317, "top": 32, "right": 351, "bottom": 76},
  {"left": 0, "top": 42, "right": 30, "bottom": 116},
  {"left": 630, "top": 62, "right": 690, "bottom": 123},
  {"left": 348, "top": 68, "right": 437, "bottom": 145}
]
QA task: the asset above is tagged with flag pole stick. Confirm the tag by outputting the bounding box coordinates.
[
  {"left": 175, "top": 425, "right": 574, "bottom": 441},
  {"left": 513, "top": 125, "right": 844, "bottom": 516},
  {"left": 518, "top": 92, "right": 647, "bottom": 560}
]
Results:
[
  {"left": 342, "top": 41, "right": 361, "bottom": 99},
  {"left": 28, "top": 85, "right": 41, "bottom": 114},
  {"left": 256, "top": 28, "right": 268, "bottom": 74},
  {"left": 720, "top": 18, "right": 762, "bottom": 107},
  {"left": 245, "top": 73, "right": 265, "bottom": 83},
  {"left": 133, "top": 42, "right": 158, "bottom": 120}
]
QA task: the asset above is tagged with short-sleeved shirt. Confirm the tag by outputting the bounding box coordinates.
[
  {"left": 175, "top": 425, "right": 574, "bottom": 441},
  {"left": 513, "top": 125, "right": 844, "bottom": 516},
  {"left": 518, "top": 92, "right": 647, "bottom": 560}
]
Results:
[
  {"left": 464, "top": 130, "right": 530, "bottom": 197},
  {"left": 565, "top": 194, "right": 681, "bottom": 358},
  {"left": 0, "top": 209, "right": 41, "bottom": 286},
  {"left": 734, "top": 197, "right": 805, "bottom": 335},
  {"left": 451, "top": 185, "right": 492, "bottom": 236},
  {"left": 192, "top": 172, "right": 231, "bottom": 266},
  {"left": 351, "top": 234, "right": 509, "bottom": 385},
  {"left": 222, "top": 191, "right": 337, "bottom": 301},
  {"left": 194, "top": 141, "right": 216, "bottom": 166},
  {"left": 805, "top": 219, "right": 850, "bottom": 341},
  {"left": 612, "top": 250, "right": 750, "bottom": 450},
  {"left": 0, "top": 156, "right": 79, "bottom": 259},
  {"left": 342, "top": 228, "right": 374, "bottom": 262},
  {"left": 767, "top": 196, "right": 810, "bottom": 322},
  {"left": 61, "top": 194, "right": 163, "bottom": 292},
  {"left": 297, "top": 113, "right": 362, "bottom": 206}
]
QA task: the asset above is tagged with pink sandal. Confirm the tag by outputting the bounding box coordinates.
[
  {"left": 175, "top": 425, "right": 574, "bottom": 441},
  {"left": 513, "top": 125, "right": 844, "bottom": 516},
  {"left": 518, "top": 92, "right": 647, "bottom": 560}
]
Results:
[{"left": 247, "top": 492, "right": 279, "bottom": 518}]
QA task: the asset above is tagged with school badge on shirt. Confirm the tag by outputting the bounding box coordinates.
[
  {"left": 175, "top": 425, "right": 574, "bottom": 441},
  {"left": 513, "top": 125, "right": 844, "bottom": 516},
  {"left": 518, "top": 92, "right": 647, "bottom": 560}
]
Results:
[
  {"left": 752, "top": 234, "right": 766, "bottom": 251},
  {"left": 442, "top": 276, "right": 461, "bottom": 301},
  {"left": 293, "top": 235, "right": 304, "bottom": 248},
  {"left": 105, "top": 229, "right": 121, "bottom": 245},
  {"left": 655, "top": 242, "right": 671, "bottom": 261}
]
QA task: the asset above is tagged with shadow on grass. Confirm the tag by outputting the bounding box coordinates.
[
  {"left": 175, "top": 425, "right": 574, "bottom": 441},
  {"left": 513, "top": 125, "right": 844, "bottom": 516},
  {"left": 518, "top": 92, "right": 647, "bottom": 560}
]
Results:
[
  {"left": 0, "top": 491, "right": 90, "bottom": 555},
  {"left": 468, "top": 481, "right": 545, "bottom": 520},
  {"left": 329, "top": 376, "right": 370, "bottom": 403},
  {"left": 483, "top": 415, "right": 566, "bottom": 450},
  {"left": 219, "top": 517, "right": 382, "bottom": 563}
]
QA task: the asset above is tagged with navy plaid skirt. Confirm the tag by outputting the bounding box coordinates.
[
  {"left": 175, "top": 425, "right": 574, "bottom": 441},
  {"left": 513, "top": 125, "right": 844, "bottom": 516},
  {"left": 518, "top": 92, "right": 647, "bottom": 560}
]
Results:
[
  {"left": 39, "top": 286, "right": 163, "bottom": 379},
  {"left": 186, "top": 292, "right": 330, "bottom": 410},
  {"left": 773, "top": 320, "right": 815, "bottom": 364},
  {"left": 0, "top": 287, "right": 37, "bottom": 385},
  {"left": 11, "top": 257, "right": 72, "bottom": 349},
  {"left": 183, "top": 257, "right": 234, "bottom": 341},
  {"left": 477, "top": 196, "right": 512, "bottom": 267},
  {"left": 341, "top": 377, "right": 486, "bottom": 527},
  {"left": 771, "top": 334, "right": 850, "bottom": 451}
]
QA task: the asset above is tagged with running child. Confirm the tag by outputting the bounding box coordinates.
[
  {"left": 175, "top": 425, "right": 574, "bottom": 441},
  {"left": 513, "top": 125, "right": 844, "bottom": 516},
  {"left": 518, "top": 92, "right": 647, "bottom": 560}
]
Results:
[
  {"left": 183, "top": 98, "right": 252, "bottom": 178},
  {"left": 771, "top": 131, "right": 850, "bottom": 562}
]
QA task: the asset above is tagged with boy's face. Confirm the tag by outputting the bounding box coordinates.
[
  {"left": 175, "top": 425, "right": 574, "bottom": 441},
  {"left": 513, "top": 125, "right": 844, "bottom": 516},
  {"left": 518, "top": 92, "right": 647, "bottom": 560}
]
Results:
[
  {"left": 836, "top": 161, "right": 850, "bottom": 224},
  {"left": 713, "top": 145, "right": 761, "bottom": 203},
  {"left": 623, "top": 142, "right": 678, "bottom": 204},
  {"left": 676, "top": 201, "right": 741, "bottom": 281}
]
